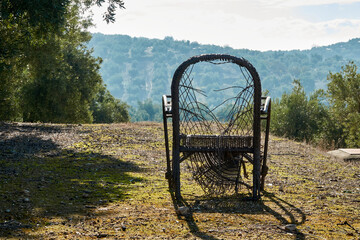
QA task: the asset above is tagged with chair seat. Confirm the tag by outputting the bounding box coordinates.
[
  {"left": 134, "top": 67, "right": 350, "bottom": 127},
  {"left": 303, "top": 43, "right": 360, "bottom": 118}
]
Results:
[{"left": 179, "top": 134, "right": 253, "bottom": 152}]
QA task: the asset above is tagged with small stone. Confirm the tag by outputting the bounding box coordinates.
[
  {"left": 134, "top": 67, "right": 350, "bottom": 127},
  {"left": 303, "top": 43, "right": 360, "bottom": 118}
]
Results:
[
  {"left": 285, "top": 224, "right": 297, "bottom": 232},
  {"left": 23, "top": 190, "right": 30, "bottom": 196},
  {"left": 5, "top": 209, "right": 11, "bottom": 213},
  {"left": 176, "top": 206, "right": 190, "bottom": 215},
  {"left": 96, "top": 233, "right": 108, "bottom": 238},
  {"left": 121, "top": 224, "right": 126, "bottom": 231},
  {"left": 82, "top": 193, "right": 90, "bottom": 198},
  {"left": 23, "top": 197, "right": 30, "bottom": 202},
  {"left": 85, "top": 205, "right": 96, "bottom": 209}
]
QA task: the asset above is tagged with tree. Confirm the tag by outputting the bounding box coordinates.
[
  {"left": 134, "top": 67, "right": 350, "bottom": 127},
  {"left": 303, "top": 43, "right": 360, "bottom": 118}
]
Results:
[
  {"left": 327, "top": 62, "right": 360, "bottom": 147},
  {"left": 19, "top": 5, "right": 103, "bottom": 123},
  {"left": 0, "top": 0, "right": 124, "bottom": 27},
  {"left": 91, "top": 85, "right": 130, "bottom": 123},
  {"left": 271, "top": 80, "right": 328, "bottom": 143},
  {"left": 131, "top": 99, "right": 161, "bottom": 122},
  {"left": 82, "top": 0, "right": 125, "bottom": 23},
  {"left": 0, "top": 12, "right": 33, "bottom": 121},
  {"left": 0, "top": 0, "right": 128, "bottom": 123}
]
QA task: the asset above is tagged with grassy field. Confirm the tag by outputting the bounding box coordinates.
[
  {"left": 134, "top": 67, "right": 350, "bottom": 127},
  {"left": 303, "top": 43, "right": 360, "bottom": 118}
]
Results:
[{"left": 0, "top": 122, "right": 359, "bottom": 239}]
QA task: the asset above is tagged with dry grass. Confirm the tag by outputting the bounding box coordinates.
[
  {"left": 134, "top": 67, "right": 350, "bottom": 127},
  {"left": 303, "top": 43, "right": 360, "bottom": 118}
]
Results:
[{"left": 0, "top": 122, "right": 359, "bottom": 239}]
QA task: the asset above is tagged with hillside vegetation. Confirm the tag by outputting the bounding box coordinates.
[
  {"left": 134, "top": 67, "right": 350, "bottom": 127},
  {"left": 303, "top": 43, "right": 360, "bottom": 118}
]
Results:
[
  {"left": 1, "top": 122, "right": 359, "bottom": 239},
  {"left": 87, "top": 36, "right": 360, "bottom": 147},
  {"left": 88, "top": 34, "right": 360, "bottom": 106}
]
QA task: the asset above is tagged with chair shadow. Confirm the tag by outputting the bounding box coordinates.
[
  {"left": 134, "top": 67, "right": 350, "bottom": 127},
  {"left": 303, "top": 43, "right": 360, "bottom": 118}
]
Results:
[
  {"left": 170, "top": 189, "right": 306, "bottom": 240},
  {"left": 0, "top": 123, "right": 143, "bottom": 238}
]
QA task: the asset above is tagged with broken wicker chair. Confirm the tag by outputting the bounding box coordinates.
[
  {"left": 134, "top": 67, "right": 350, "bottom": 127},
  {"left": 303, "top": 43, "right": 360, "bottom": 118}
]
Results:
[{"left": 162, "top": 54, "right": 271, "bottom": 200}]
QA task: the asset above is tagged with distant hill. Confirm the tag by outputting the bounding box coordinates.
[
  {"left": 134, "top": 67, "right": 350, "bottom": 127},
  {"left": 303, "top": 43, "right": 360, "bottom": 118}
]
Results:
[{"left": 87, "top": 33, "right": 360, "bottom": 106}]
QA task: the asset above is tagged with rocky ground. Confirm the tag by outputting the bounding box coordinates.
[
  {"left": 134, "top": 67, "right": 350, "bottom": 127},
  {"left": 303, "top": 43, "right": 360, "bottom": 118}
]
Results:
[{"left": 0, "top": 122, "right": 359, "bottom": 239}]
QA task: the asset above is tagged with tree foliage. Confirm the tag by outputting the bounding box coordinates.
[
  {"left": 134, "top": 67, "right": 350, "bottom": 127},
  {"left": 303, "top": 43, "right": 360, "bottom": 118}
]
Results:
[
  {"left": 270, "top": 63, "right": 360, "bottom": 148},
  {"left": 85, "top": 0, "right": 125, "bottom": 23},
  {"left": 0, "top": 0, "right": 124, "bottom": 27},
  {"left": 0, "top": 0, "right": 69, "bottom": 31},
  {"left": 91, "top": 85, "right": 130, "bottom": 123},
  {"left": 271, "top": 80, "right": 328, "bottom": 143},
  {"left": 327, "top": 62, "right": 360, "bottom": 147},
  {"left": 0, "top": 0, "right": 128, "bottom": 123},
  {"left": 130, "top": 99, "right": 161, "bottom": 122}
]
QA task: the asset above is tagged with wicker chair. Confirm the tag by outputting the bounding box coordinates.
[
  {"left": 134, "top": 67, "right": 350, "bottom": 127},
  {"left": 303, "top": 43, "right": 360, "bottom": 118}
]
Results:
[{"left": 162, "top": 54, "right": 271, "bottom": 200}]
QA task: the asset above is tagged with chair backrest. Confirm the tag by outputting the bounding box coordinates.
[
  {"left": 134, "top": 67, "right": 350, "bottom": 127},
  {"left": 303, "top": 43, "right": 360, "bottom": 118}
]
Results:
[{"left": 171, "top": 54, "right": 262, "bottom": 152}]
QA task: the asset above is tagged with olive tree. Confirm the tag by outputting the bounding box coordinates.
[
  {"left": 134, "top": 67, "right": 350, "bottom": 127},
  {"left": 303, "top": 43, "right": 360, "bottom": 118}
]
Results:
[{"left": 327, "top": 61, "right": 360, "bottom": 147}]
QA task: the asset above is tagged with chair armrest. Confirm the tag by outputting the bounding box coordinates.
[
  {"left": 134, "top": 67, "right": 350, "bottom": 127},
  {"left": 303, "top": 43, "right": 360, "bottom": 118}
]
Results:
[
  {"left": 261, "top": 96, "right": 271, "bottom": 114},
  {"left": 162, "top": 95, "right": 172, "bottom": 115}
]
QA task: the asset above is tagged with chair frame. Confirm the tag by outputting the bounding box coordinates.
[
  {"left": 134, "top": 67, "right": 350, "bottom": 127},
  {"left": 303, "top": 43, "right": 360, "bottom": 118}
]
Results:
[{"left": 162, "top": 54, "right": 271, "bottom": 200}]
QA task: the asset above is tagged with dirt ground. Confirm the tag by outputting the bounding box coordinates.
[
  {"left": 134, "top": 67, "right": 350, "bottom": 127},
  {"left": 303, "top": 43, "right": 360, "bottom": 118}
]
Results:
[{"left": 0, "top": 122, "right": 359, "bottom": 239}]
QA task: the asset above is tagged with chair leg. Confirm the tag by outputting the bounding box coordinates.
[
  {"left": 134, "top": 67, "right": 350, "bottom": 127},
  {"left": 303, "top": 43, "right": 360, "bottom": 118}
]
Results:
[
  {"left": 260, "top": 164, "right": 268, "bottom": 191},
  {"left": 253, "top": 151, "right": 261, "bottom": 200},
  {"left": 173, "top": 158, "right": 181, "bottom": 200}
]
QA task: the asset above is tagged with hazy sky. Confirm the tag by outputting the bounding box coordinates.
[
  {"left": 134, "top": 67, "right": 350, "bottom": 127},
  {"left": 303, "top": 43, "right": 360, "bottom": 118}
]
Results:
[{"left": 89, "top": 0, "right": 360, "bottom": 51}]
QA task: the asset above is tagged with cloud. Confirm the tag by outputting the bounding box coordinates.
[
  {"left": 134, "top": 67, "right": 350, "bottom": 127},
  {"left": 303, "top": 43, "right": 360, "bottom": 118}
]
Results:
[
  {"left": 89, "top": 0, "right": 360, "bottom": 51},
  {"left": 294, "top": 2, "right": 360, "bottom": 22},
  {"left": 263, "top": 0, "right": 360, "bottom": 7},
  {"left": 250, "top": 18, "right": 360, "bottom": 50}
]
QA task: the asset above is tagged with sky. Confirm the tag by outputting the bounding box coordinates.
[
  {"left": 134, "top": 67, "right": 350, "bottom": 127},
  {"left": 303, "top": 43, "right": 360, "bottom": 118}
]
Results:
[{"left": 89, "top": 0, "right": 360, "bottom": 51}]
